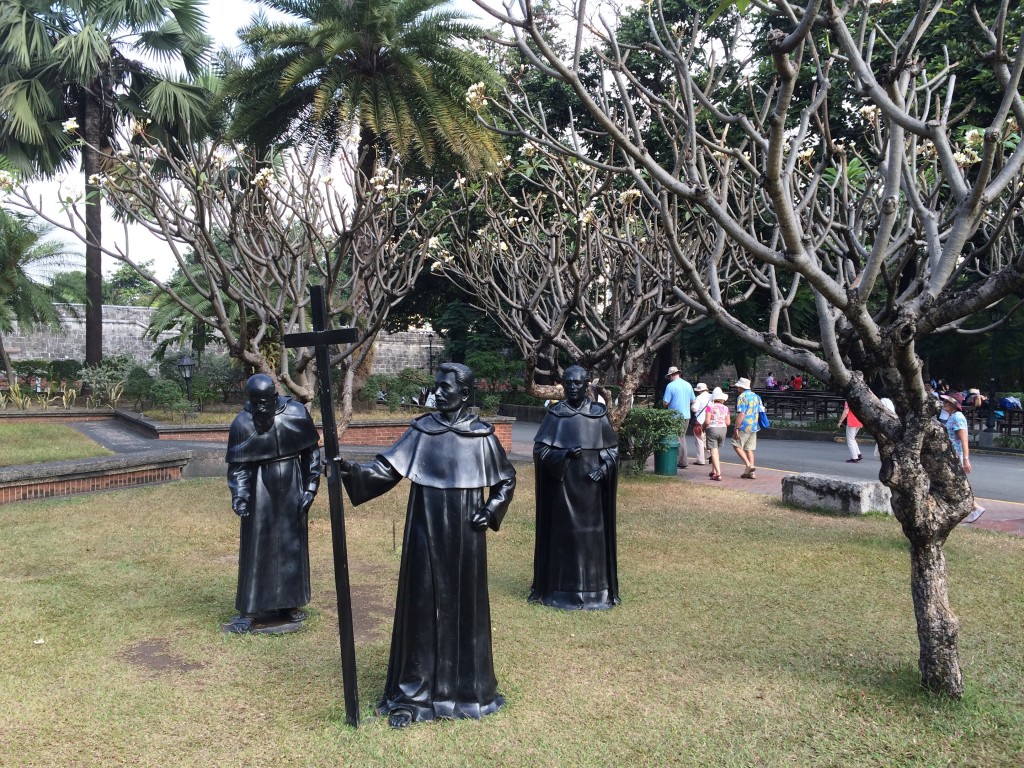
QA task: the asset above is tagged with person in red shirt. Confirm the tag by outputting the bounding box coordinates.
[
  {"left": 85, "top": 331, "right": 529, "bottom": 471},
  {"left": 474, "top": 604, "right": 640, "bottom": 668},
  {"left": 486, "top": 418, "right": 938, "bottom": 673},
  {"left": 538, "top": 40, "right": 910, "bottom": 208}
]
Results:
[
  {"left": 793, "top": 375, "right": 803, "bottom": 390},
  {"left": 838, "top": 402, "right": 863, "bottom": 462}
]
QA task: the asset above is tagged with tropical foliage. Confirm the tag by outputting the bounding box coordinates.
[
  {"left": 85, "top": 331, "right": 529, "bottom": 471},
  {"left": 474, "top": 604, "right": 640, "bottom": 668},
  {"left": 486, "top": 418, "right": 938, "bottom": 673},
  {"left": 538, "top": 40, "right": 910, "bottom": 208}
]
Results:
[
  {"left": 226, "top": 0, "right": 504, "bottom": 176},
  {"left": 0, "top": 0, "right": 211, "bottom": 364},
  {"left": 0, "top": 209, "right": 75, "bottom": 383}
]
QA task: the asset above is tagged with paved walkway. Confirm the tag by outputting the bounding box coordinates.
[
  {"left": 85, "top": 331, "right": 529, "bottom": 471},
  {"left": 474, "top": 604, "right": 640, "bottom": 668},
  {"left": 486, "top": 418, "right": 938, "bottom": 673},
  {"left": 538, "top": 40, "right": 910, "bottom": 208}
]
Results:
[{"left": 68, "top": 417, "right": 1024, "bottom": 537}]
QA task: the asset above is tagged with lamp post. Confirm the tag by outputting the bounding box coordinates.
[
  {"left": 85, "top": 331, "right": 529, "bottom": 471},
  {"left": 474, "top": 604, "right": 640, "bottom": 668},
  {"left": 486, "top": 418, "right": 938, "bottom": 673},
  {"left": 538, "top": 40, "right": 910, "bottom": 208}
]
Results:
[{"left": 177, "top": 354, "right": 195, "bottom": 402}]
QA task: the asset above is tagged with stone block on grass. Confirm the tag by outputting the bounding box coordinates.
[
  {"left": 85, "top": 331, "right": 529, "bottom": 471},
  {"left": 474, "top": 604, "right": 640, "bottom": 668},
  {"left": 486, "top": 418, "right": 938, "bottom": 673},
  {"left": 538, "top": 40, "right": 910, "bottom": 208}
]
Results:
[{"left": 781, "top": 472, "right": 892, "bottom": 516}]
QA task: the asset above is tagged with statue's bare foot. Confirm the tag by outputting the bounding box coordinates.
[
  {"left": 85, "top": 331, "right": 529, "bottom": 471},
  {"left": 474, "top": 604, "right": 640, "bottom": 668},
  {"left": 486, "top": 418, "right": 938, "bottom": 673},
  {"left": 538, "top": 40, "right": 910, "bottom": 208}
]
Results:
[{"left": 387, "top": 709, "right": 413, "bottom": 729}]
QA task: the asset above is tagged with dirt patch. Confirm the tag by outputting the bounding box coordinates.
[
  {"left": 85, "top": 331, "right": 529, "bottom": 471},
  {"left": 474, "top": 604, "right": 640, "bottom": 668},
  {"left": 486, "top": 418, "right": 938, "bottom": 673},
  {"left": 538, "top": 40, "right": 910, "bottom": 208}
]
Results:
[
  {"left": 122, "top": 639, "right": 206, "bottom": 674},
  {"left": 318, "top": 582, "right": 394, "bottom": 644}
]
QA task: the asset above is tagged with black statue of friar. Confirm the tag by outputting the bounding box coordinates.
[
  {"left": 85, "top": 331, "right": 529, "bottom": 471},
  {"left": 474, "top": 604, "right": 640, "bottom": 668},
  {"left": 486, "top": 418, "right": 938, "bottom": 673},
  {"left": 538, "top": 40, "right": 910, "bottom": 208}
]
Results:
[
  {"left": 223, "top": 374, "right": 322, "bottom": 634},
  {"left": 337, "top": 362, "right": 516, "bottom": 728},
  {"left": 531, "top": 365, "right": 619, "bottom": 610}
]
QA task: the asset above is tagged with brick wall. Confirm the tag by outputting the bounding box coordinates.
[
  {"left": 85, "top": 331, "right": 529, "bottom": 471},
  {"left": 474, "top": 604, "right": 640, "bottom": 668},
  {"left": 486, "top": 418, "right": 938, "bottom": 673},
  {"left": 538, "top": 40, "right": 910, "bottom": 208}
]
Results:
[{"left": 0, "top": 465, "right": 184, "bottom": 503}]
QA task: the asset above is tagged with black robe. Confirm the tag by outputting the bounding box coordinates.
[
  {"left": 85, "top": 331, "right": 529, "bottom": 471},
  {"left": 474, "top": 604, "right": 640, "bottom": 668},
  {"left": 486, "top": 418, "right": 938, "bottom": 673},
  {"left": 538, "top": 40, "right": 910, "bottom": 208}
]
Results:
[
  {"left": 226, "top": 397, "right": 322, "bottom": 616},
  {"left": 530, "top": 399, "right": 619, "bottom": 610},
  {"left": 342, "top": 411, "right": 516, "bottom": 723}
]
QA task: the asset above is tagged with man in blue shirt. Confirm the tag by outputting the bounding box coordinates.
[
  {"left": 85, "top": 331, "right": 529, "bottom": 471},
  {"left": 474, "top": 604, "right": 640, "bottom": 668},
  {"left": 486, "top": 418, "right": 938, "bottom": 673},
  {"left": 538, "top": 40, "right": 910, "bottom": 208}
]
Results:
[{"left": 663, "top": 366, "right": 695, "bottom": 467}]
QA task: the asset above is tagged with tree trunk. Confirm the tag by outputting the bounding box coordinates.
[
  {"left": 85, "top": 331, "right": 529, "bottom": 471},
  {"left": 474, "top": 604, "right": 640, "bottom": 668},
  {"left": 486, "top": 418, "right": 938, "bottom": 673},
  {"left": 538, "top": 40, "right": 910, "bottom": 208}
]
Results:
[
  {"left": 909, "top": 540, "right": 963, "bottom": 696},
  {"left": 83, "top": 93, "right": 104, "bottom": 366},
  {"left": 879, "top": 413, "right": 971, "bottom": 698},
  {"left": 0, "top": 333, "right": 15, "bottom": 385},
  {"left": 606, "top": 370, "right": 639, "bottom": 430}
]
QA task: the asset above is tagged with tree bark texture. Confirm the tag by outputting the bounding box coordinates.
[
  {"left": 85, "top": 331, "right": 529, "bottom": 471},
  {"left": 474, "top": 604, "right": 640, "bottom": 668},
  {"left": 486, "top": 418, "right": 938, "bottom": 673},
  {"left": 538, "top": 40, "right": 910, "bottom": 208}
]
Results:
[
  {"left": 0, "top": 334, "right": 15, "bottom": 385},
  {"left": 909, "top": 540, "right": 963, "bottom": 697},
  {"left": 878, "top": 413, "right": 971, "bottom": 698},
  {"left": 83, "top": 92, "right": 104, "bottom": 366}
]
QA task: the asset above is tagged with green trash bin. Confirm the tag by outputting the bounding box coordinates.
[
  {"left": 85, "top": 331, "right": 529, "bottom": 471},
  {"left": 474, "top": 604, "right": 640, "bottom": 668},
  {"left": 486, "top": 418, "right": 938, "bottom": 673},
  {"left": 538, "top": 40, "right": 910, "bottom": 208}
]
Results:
[{"left": 653, "top": 437, "right": 679, "bottom": 475}]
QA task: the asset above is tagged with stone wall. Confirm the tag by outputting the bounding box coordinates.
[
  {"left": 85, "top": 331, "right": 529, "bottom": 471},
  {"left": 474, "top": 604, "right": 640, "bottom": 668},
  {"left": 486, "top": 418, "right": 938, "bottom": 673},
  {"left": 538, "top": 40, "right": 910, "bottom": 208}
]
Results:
[
  {"left": 7, "top": 305, "right": 434, "bottom": 376},
  {"left": 7, "top": 305, "right": 175, "bottom": 363},
  {"left": 371, "top": 330, "right": 435, "bottom": 376}
]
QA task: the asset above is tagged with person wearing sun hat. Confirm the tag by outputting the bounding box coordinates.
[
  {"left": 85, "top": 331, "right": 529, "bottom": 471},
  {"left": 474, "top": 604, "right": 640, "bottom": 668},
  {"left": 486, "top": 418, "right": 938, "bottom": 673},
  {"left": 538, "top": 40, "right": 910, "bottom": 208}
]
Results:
[
  {"left": 731, "top": 377, "right": 763, "bottom": 479},
  {"left": 690, "top": 382, "right": 712, "bottom": 466},
  {"left": 940, "top": 394, "right": 985, "bottom": 524},
  {"left": 704, "top": 387, "right": 732, "bottom": 480},
  {"left": 663, "top": 366, "right": 695, "bottom": 468}
]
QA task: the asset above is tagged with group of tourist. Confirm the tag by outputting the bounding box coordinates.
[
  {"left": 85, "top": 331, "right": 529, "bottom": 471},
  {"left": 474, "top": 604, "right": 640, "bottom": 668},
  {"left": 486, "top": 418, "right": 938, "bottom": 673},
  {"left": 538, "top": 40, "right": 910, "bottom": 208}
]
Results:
[
  {"left": 663, "top": 367, "right": 765, "bottom": 480},
  {"left": 763, "top": 371, "right": 804, "bottom": 390}
]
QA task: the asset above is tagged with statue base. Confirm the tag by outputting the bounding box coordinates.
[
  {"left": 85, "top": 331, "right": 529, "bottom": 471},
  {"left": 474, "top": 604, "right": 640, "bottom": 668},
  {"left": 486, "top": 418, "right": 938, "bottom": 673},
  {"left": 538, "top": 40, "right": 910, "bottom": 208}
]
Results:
[{"left": 221, "top": 612, "right": 306, "bottom": 635}]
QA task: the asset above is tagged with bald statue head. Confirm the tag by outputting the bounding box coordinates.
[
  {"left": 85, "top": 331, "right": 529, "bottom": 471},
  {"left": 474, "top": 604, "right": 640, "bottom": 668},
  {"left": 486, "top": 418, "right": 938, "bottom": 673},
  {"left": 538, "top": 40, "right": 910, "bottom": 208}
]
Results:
[{"left": 246, "top": 374, "right": 279, "bottom": 433}]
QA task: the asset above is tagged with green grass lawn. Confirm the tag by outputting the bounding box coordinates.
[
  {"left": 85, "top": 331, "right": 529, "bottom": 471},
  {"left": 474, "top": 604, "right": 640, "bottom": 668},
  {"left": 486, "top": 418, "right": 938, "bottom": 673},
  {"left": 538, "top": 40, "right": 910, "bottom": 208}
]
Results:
[
  {"left": 1, "top": 470, "right": 1022, "bottom": 767},
  {"left": 0, "top": 422, "right": 112, "bottom": 466}
]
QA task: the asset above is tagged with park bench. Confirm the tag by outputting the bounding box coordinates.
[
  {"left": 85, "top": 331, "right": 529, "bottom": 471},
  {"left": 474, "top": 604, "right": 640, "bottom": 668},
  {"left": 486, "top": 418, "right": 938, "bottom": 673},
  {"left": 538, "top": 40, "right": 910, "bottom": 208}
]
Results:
[{"left": 781, "top": 472, "right": 893, "bottom": 516}]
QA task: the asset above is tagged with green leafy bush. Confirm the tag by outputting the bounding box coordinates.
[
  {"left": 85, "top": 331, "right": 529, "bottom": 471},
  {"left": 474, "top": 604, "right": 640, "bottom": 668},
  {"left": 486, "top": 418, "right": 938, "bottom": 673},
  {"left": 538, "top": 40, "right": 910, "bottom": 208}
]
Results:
[
  {"left": 124, "top": 366, "right": 155, "bottom": 411},
  {"left": 149, "top": 378, "right": 189, "bottom": 411},
  {"left": 478, "top": 392, "right": 501, "bottom": 413},
  {"left": 362, "top": 368, "right": 434, "bottom": 412},
  {"left": 12, "top": 359, "right": 81, "bottom": 384},
  {"left": 619, "top": 407, "right": 688, "bottom": 475},
  {"left": 79, "top": 355, "right": 135, "bottom": 408}
]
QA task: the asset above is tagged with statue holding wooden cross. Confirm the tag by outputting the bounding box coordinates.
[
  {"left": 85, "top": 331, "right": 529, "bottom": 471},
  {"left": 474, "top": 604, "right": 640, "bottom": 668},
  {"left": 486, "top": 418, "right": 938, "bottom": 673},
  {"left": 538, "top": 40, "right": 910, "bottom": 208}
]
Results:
[{"left": 336, "top": 361, "right": 517, "bottom": 728}]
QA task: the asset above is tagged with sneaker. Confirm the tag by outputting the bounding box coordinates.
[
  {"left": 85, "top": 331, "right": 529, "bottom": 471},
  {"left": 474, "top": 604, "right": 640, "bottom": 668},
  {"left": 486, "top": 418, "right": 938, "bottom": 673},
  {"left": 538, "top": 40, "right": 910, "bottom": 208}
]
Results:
[
  {"left": 964, "top": 506, "right": 986, "bottom": 524},
  {"left": 845, "top": 458, "right": 860, "bottom": 463}
]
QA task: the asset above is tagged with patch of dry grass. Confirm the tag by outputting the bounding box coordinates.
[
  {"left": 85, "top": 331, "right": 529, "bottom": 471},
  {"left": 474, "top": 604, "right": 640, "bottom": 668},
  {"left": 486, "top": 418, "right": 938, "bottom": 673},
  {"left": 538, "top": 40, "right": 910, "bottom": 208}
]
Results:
[
  {"left": 0, "top": 470, "right": 1022, "bottom": 767},
  {"left": 0, "top": 423, "right": 112, "bottom": 466}
]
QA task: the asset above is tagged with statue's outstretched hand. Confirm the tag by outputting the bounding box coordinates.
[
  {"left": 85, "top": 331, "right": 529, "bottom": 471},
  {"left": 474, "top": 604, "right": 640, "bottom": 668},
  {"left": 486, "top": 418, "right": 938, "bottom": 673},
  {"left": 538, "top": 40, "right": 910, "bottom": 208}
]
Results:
[
  {"left": 334, "top": 456, "right": 352, "bottom": 477},
  {"left": 471, "top": 507, "right": 491, "bottom": 531},
  {"left": 233, "top": 498, "right": 250, "bottom": 518}
]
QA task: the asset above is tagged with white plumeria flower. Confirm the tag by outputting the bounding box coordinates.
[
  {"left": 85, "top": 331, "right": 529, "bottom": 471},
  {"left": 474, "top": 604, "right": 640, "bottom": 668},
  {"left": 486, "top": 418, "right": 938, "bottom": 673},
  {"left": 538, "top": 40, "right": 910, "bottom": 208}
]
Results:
[
  {"left": 465, "top": 82, "right": 487, "bottom": 111},
  {"left": 964, "top": 129, "right": 984, "bottom": 149},
  {"left": 62, "top": 117, "right": 79, "bottom": 133}
]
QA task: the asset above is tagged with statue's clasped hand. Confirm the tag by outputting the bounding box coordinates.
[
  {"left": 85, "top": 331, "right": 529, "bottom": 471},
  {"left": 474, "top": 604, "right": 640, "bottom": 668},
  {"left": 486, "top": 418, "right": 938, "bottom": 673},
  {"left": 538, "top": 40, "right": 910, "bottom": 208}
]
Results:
[
  {"left": 470, "top": 507, "right": 492, "bottom": 532},
  {"left": 233, "top": 498, "right": 250, "bottom": 518},
  {"left": 568, "top": 446, "right": 583, "bottom": 459},
  {"left": 588, "top": 466, "right": 605, "bottom": 482}
]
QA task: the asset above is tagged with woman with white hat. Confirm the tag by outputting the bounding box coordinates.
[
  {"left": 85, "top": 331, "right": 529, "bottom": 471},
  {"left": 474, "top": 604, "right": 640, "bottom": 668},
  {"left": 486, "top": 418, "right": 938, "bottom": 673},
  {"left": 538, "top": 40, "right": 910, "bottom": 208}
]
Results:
[
  {"left": 940, "top": 395, "right": 985, "bottom": 523},
  {"left": 691, "top": 382, "right": 711, "bottom": 466},
  {"left": 704, "top": 388, "right": 732, "bottom": 481}
]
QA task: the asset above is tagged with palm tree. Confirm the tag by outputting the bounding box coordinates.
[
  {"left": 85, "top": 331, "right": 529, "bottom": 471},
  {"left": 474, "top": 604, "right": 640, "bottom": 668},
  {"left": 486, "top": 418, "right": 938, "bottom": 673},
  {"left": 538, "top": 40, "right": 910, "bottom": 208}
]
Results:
[
  {"left": 227, "top": 0, "right": 503, "bottom": 180},
  {"left": 0, "top": 209, "right": 77, "bottom": 384},
  {"left": 0, "top": 0, "right": 211, "bottom": 366}
]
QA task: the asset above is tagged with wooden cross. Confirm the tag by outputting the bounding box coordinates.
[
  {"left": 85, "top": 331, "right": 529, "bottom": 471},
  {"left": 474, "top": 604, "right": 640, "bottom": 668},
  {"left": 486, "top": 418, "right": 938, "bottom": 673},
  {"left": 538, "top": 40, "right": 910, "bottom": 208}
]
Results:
[{"left": 283, "top": 284, "right": 361, "bottom": 727}]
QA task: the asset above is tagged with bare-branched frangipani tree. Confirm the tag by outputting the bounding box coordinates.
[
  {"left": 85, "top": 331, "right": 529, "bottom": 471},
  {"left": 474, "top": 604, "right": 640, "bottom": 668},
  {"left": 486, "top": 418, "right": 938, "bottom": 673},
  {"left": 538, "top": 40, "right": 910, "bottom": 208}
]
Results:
[
  {"left": 4, "top": 131, "right": 444, "bottom": 427},
  {"left": 471, "top": 0, "right": 1024, "bottom": 696},
  {"left": 435, "top": 148, "right": 734, "bottom": 426}
]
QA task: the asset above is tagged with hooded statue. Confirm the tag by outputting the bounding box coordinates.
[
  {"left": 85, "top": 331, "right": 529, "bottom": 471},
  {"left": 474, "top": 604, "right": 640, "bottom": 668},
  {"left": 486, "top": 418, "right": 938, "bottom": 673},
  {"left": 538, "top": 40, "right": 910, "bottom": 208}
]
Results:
[
  {"left": 223, "top": 374, "right": 322, "bottom": 633},
  {"left": 530, "top": 365, "right": 619, "bottom": 610},
  {"left": 337, "top": 362, "right": 516, "bottom": 728}
]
